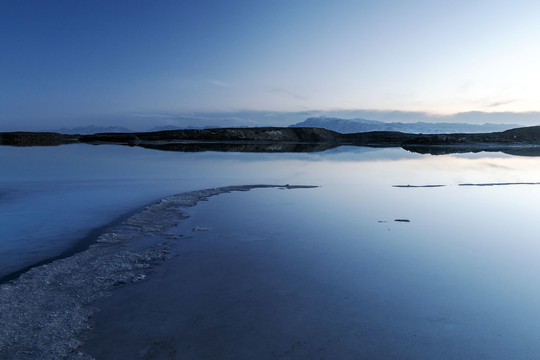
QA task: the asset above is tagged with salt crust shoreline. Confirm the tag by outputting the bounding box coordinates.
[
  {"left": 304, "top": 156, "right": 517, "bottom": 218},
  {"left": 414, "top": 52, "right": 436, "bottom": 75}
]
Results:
[{"left": 0, "top": 185, "right": 314, "bottom": 360}]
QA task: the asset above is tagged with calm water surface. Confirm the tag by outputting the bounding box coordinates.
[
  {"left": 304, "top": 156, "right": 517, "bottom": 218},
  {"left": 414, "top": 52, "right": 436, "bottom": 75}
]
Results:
[
  {"left": 3, "top": 144, "right": 540, "bottom": 357},
  {"left": 158, "top": 187, "right": 540, "bottom": 359},
  {"left": 2, "top": 143, "right": 540, "bottom": 279}
]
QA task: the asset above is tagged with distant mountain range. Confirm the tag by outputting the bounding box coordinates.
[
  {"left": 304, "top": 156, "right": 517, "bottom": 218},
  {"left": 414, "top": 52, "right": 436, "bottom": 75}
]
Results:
[
  {"left": 56, "top": 124, "right": 220, "bottom": 134},
  {"left": 290, "top": 117, "right": 521, "bottom": 134},
  {"left": 53, "top": 117, "right": 522, "bottom": 135},
  {"left": 54, "top": 125, "right": 133, "bottom": 134},
  {"left": 145, "top": 125, "right": 224, "bottom": 132}
]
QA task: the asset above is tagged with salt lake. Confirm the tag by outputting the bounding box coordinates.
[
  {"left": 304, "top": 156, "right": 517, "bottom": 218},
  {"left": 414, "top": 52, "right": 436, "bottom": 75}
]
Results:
[{"left": 3, "top": 143, "right": 540, "bottom": 358}]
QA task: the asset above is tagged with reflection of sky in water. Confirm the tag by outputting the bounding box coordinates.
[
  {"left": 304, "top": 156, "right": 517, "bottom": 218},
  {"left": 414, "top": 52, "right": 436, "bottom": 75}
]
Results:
[
  {"left": 180, "top": 187, "right": 540, "bottom": 358},
  {"left": 4, "top": 144, "right": 540, "bottom": 356},
  {"left": 2, "top": 143, "right": 540, "bottom": 280}
]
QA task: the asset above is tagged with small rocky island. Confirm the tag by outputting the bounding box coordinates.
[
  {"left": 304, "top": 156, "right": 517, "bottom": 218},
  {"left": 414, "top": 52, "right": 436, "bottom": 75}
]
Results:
[{"left": 2, "top": 126, "right": 540, "bottom": 155}]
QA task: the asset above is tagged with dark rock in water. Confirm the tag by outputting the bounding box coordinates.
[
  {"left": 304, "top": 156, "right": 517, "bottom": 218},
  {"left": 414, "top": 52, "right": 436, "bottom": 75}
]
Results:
[{"left": 459, "top": 182, "right": 540, "bottom": 187}]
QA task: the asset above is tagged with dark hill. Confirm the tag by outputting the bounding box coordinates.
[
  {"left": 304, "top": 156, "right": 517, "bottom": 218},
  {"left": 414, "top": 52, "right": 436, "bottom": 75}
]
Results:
[
  {"left": 79, "top": 127, "right": 341, "bottom": 144},
  {"left": 0, "top": 132, "right": 78, "bottom": 146},
  {"left": 3, "top": 126, "right": 540, "bottom": 155}
]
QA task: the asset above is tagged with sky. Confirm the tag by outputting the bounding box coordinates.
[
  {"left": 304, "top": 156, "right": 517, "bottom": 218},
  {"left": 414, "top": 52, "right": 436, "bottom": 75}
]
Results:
[{"left": 2, "top": 0, "right": 540, "bottom": 130}]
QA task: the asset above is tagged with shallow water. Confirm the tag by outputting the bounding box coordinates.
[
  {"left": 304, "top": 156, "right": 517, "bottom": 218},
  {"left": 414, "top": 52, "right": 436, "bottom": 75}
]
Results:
[
  {"left": 85, "top": 186, "right": 540, "bottom": 359},
  {"left": 4, "top": 144, "right": 540, "bottom": 357},
  {"left": 3, "top": 143, "right": 540, "bottom": 279}
]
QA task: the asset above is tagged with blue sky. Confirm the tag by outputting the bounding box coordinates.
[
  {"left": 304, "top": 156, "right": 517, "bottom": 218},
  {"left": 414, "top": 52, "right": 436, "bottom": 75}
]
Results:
[{"left": 2, "top": 0, "right": 540, "bottom": 130}]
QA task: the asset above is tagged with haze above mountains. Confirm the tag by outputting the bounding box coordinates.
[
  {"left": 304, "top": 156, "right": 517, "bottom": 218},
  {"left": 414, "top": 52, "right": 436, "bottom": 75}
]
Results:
[
  {"left": 54, "top": 116, "right": 522, "bottom": 135},
  {"left": 289, "top": 117, "right": 520, "bottom": 134},
  {"left": 5, "top": 110, "right": 538, "bottom": 134}
]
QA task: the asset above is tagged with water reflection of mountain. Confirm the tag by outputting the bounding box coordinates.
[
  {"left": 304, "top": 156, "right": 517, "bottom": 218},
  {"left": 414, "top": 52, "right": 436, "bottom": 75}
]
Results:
[
  {"left": 4, "top": 125, "right": 540, "bottom": 156},
  {"left": 139, "top": 142, "right": 339, "bottom": 153},
  {"left": 403, "top": 145, "right": 540, "bottom": 157}
]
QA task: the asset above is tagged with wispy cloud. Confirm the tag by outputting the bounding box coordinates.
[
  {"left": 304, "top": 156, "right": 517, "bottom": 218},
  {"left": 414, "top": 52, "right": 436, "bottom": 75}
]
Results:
[
  {"left": 487, "top": 100, "right": 517, "bottom": 108},
  {"left": 128, "top": 112, "right": 175, "bottom": 118},
  {"left": 208, "top": 79, "right": 231, "bottom": 88},
  {"left": 269, "top": 88, "right": 307, "bottom": 101}
]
